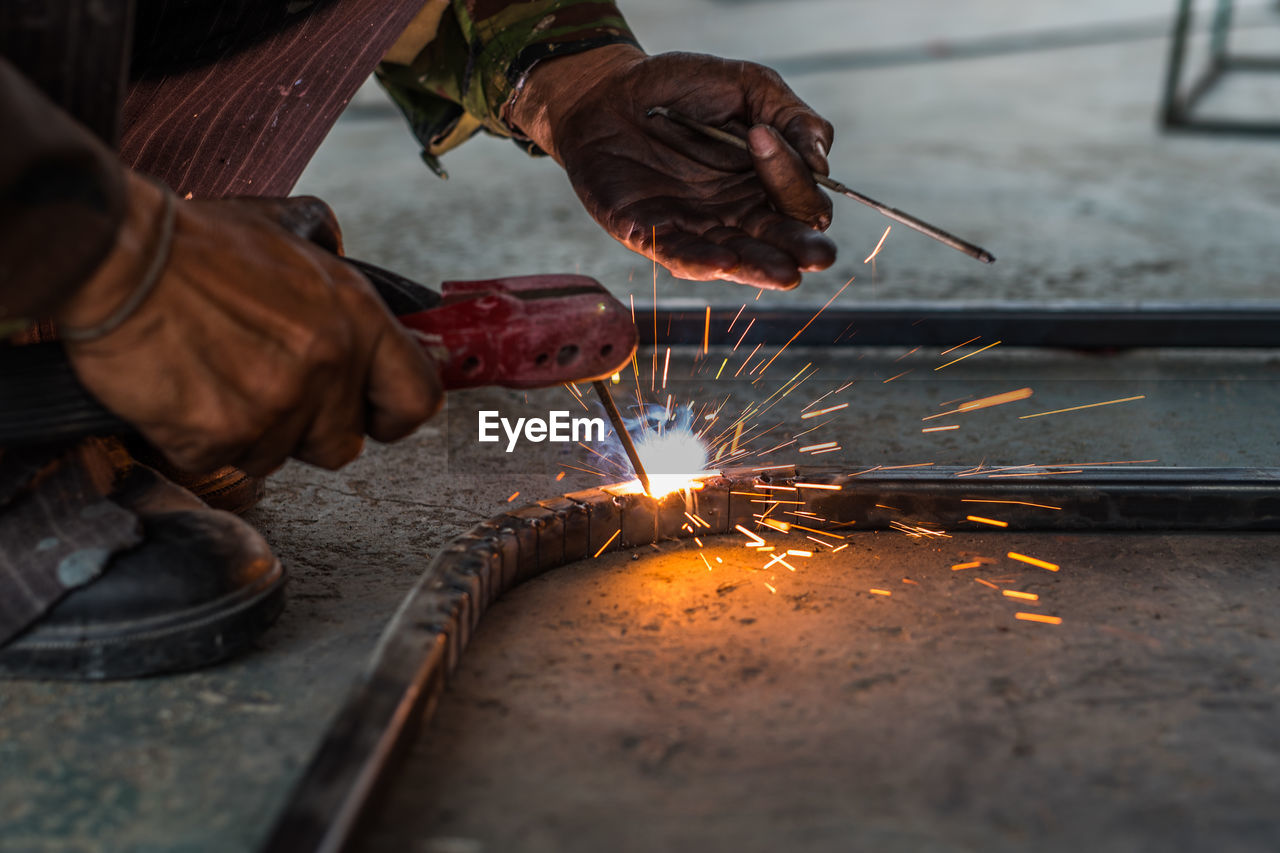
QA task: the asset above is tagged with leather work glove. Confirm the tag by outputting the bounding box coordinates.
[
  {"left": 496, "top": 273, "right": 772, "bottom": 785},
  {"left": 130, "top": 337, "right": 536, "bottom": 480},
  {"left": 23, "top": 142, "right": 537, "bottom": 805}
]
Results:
[
  {"left": 509, "top": 46, "right": 837, "bottom": 291},
  {"left": 56, "top": 173, "right": 443, "bottom": 476}
]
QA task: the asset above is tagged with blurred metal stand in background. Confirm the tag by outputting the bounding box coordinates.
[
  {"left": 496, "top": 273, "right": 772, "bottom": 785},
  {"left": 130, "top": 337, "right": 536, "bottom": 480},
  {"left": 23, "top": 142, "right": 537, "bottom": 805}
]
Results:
[{"left": 1162, "top": 0, "right": 1280, "bottom": 133}]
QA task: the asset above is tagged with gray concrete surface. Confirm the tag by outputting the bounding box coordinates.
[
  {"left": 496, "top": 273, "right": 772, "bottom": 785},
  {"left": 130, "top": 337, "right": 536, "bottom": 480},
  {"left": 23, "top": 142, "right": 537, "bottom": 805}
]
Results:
[
  {"left": 355, "top": 533, "right": 1280, "bottom": 853},
  {"left": 3, "top": 1, "right": 1280, "bottom": 851}
]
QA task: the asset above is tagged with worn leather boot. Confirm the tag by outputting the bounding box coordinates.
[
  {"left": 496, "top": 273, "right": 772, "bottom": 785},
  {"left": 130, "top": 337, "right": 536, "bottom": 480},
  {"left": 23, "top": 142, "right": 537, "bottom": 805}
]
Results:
[{"left": 0, "top": 462, "right": 285, "bottom": 680}]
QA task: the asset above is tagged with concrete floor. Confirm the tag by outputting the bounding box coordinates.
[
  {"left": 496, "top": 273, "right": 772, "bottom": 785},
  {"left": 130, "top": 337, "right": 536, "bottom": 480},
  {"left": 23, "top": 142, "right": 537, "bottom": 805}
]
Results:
[
  {"left": 3, "top": 1, "right": 1280, "bottom": 851},
  {"left": 356, "top": 534, "right": 1280, "bottom": 853}
]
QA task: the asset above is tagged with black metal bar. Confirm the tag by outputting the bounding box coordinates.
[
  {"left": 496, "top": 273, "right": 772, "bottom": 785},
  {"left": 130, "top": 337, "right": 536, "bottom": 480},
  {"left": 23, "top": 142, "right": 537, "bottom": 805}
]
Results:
[
  {"left": 1161, "top": 0, "right": 1195, "bottom": 126},
  {"left": 636, "top": 303, "right": 1280, "bottom": 349}
]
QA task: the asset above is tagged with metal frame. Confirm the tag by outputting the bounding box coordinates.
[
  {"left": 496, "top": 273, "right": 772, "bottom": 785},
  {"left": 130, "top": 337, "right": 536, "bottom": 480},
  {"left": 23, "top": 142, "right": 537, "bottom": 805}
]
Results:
[
  {"left": 261, "top": 466, "right": 1280, "bottom": 853},
  {"left": 1161, "top": 0, "right": 1280, "bottom": 134},
  {"left": 636, "top": 302, "right": 1280, "bottom": 348}
]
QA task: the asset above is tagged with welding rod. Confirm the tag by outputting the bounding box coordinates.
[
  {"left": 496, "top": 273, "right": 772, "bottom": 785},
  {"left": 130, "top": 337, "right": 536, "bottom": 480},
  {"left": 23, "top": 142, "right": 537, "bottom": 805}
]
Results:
[
  {"left": 593, "top": 380, "right": 652, "bottom": 496},
  {"left": 648, "top": 106, "right": 996, "bottom": 265}
]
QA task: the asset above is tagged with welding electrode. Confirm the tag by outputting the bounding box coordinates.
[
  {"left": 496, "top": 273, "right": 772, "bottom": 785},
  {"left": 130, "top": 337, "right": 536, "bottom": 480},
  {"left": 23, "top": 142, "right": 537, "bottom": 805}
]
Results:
[
  {"left": 648, "top": 106, "right": 996, "bottom": 265},
  {"left": 593, "top": 380, "right": 652, "bottom": 496}
]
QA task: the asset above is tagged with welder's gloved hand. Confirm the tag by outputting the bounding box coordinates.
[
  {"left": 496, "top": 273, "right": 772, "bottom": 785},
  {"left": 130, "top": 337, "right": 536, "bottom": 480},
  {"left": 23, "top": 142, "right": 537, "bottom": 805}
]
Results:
[
  {"left": 56, "top": 173, "right": 443, "bottom": 476},
  {"left": 510, "top": 46, "right": 836, "bottom": 290}
]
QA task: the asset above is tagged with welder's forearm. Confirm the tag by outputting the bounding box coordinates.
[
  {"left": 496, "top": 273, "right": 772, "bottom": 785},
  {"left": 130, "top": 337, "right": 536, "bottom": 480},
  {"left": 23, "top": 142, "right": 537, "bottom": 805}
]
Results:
[{"left": 0, "top": 57, "right": 125, "bottom": 325}]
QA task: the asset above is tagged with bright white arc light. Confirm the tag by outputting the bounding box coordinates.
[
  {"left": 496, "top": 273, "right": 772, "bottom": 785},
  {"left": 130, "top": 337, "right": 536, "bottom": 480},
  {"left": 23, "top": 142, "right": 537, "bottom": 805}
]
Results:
[{"left": 633, "top": 426, "right": 711, "bottom": 498}]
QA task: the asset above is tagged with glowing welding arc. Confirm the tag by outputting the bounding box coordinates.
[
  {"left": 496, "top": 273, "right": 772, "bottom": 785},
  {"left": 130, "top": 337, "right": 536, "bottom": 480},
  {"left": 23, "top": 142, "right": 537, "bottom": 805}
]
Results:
[
  {"left": 1008, "top": 552, "right": 1060, "bottom": 571},
  {"left": 864, "top": 225, "right": 892, "bottom": 264},
  {"left": 1018, "top": 396, "right": 1146, "bottom": 420},
  {"left": 935, "top": 340, "right": 1002, "bottom": 371}
]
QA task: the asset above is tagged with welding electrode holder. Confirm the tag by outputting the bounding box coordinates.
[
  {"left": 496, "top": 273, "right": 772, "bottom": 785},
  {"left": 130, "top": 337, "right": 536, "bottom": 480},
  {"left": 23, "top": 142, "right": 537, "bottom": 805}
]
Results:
[{"left": 0, "top": 259, "right": 638, "bottom": 446}]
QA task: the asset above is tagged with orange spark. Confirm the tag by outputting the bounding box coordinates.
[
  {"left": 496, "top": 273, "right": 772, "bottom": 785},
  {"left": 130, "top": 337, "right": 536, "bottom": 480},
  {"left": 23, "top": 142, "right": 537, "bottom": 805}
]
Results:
[
  {"left": 883, "top": 370, "right": 912, "bottom": 383},
  {"left": 799, "top": 441, "right": 838, "bottom": 453},
  {"left": 922, "top": 425, "right": 959, "bottom": 433},
  {"left": 733, "top": 318, "right": 756, "bottom": 351},
  {"left": 763, "top": 582, "right": 778, "bottom": 594},
  {"left": 1003, "top": 590, "right": 1039, "bottom": 601},
  {"left": 507, "top": 492, "right": 520, "bottom": 502},
  {"left": 940, "top": 336, "right": 981, "bottom": 356},
  {"left": 700, "top": 552, "right": 713, "bottom": 571},
  {"left": 757, "top": 276, "right": 855, "bottom": 376},
  {"left": 661, "top": 347, "right": 671, "bottom": 390},
  {"left": 1019, "top": 396, "right": 1146, "bottom": 419},
  {"left": 935, "top": 340, "right": 1002, "bottom": 371},
  {"left": 894, "top": 345, "right": 921, "bottom": 362},
  {"left": 794, "top": 482, "right": 842, "bottom": 491},
  {"left": 1008, "top": 552, "right": 1060, "bottom": 571},
  {"left": 922, "top": 387, "right": 1034, "bottom": 421},
  {"left": 863, "top": 225, "right": 892, "bottom": 263},
  {"left": 555, "top": 471, "right": 566, "bottom": 482},
  {"left": 831, "top": 544, "right": 849, "bottom": 552},
  {"left": 735, "top": 524, "right": 766, "bottom": 545},
  {"left": 966, "top": 515, "right": 1009, "bottom": 528},
  {"left": 974, "top": 577, "right": 1000, "bottom": 590},
  {"left": 1015, "top": 612, "right": 1062, "bottom": 625},
  {"left": 801, "top": 403, "right": 849, "bottom": 419},
  {"left": 951, "top": 561, "right": 981, "bottom": 571},
  {"left": 703, "top": 306, "right": 710, "bottom": 355},
  {"left": 761, "top": 518, "right": 792, "bottom": 533},
  {"left": 869, "top": 588, "right": 892, "bottom": 596},
  {"left": 962, "top": 499, "right": 1061, "bottom": 510},
  {"left": 764, "top": 553, "right": 797, "bottom": 572},
  {"left": 787, "top": 550, "right": 813, "bottom": 557},
  {"left": 592, "top": 529, "right": 620, "bottom": 558},
  {"left": 727, "top": 303, "right": 746, "bottom": 332}
]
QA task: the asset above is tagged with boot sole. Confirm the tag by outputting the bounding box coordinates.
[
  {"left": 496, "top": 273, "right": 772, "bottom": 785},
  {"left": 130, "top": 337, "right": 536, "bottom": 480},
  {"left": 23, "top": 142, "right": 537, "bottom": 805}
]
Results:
[{"left": 0, "top": 560, "right": 286, "bottom": 680}]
